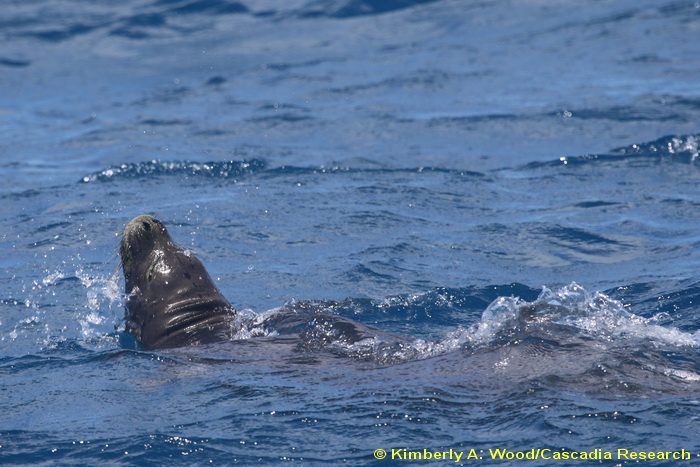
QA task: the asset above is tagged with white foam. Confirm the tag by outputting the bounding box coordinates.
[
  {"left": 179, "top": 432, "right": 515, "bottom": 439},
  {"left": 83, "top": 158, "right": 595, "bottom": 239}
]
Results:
[
  {"left": 357, "top": 282, "right": 700, "bottom": 363},
  {"left": 472, "top": 282, "right": 700, "bottom": 349}
]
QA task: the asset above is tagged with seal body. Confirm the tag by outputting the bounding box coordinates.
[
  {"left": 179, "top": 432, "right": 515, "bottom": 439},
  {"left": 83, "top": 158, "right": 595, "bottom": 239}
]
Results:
[{"left": 120, "top": 215, "right": 236, "bottom": 350}]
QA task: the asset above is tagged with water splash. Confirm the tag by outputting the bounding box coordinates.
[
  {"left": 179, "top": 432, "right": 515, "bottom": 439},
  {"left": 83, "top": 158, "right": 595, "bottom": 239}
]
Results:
[
  {"left": 1, "top": 267, "right": 124, "bottom": 352},
  {"left": 230, "top": 307, "right": 277, "bottom": 340},
  {"left": 666, "top": 135, "right": 699, "bottom": 162},
  {"left": 614, "top": 134, "right": 699, "bottom": 162},
  {"left": 468, "top": 283, "right": 700, "bottom": 348},
  {"left": 75, "top": 268, "right": 121, "bottom": 312},
  {"left": 326, "top": 283, "right": 700, "bottom": 364},
  {"left": 75, "top": 268, "right": 123, "bottom": 341}
]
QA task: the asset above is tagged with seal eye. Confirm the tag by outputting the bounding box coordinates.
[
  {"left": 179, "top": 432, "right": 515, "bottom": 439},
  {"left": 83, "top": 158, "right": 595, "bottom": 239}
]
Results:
[{"left": 142, "top": 221, "right": 151, "bottom": 231}]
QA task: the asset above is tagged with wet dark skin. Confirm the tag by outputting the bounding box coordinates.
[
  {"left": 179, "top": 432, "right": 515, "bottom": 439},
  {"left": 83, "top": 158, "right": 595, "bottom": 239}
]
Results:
[{"left": 120, "top": 215, "right": 235, "bottom": 350}]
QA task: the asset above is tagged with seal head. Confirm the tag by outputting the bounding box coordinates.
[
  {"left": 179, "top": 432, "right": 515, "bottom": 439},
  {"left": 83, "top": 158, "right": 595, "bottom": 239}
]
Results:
[{"left": 120, "top": 215, "right": 235, "bottom": 350}]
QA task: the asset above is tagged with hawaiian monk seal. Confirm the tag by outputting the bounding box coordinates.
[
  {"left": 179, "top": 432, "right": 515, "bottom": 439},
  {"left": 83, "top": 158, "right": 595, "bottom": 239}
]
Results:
[
  {"left": 120, "top": 215, "right": 236, "bottom": 350},
  {"left": 120, "top": 214, "right": 408, "bottom": 352}
]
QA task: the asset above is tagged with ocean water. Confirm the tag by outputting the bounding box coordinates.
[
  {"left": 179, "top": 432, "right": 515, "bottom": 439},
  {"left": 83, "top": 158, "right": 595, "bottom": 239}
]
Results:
[{"left": 3, "top": 0, "right": 700, "bottom": 465}]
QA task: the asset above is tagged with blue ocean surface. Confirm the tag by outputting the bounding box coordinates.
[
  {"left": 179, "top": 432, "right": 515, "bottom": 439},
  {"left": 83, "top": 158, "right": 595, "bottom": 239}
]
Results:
[{"left": 3, "top": 0, "right": 700, "bottom": 465}]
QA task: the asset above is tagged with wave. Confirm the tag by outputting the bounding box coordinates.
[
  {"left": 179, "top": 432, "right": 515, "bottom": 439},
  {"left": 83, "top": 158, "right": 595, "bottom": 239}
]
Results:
[
  {"left": 253, "top": 282, "right": 700, "bottom": 395},
  {"left": 80, "top": 134, "right": 700, "bottom": 185},
  {"left": 296, "top": 0, "right": 442, "bottom": 19},
  {"left": 523, "top": 134, "right": 700, "bottom": 169},
  {"left": 6, "top": 0, "right": 440, "bottom": 44},
  {"left": 79, "top": 159, "right": 268, "bottom": 183},
  {"left": 79, "top": 159, "right": 486, "bottom": 183},
  {"left": 206, "top": 281, "right": 700, "bottom": 396},
  {"left": 279, "top": 283, "right": 700, "bottom": 360},
  {"left": 472, "top": 282, "right": 698, "bottom": 348}
]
